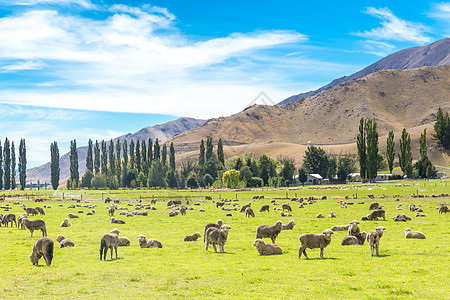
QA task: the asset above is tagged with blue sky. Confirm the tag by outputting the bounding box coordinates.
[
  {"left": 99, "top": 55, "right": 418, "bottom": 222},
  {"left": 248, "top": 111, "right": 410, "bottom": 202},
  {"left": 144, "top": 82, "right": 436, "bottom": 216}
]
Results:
[{"left": 0, "top": 0, "right": 448, "bottom": 167}]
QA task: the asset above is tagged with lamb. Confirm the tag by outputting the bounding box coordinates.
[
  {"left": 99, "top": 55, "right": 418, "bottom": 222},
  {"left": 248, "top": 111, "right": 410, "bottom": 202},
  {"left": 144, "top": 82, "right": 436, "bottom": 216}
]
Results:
[
  {"left": 184, "top": 232, "right": 201, "bottom": 241},
  {"left": 404, "top": 228, "right": 426, "bottom": 239},
  {"left": 316, "top": 213, "right": 325, "bottom": 218},
  {"left": 253, "top": 239, "right": 282, "bottom": 255},
  {"left": 256, "top": 221, "right": 283, "bottom": 244},
  {"left": 29, "top": 237, "right": 54, "bottom": 266},
  {"left": 239, "top": 203, "right": 251, "bottom": 213},
  {"left": 60, "top": 218, "right": 71, "bottom": 227},
  {"left": 100, "top": 233, "right": 119, "bottom": 260},
  {"left": 68, "top": 213, "right": 79, "bottom": 219},
  {"left": 137, "top": 234, "right": 163, "bottom": 248},
  {"left": 108, "top": 206, "right": 115, "bottom": 216},
  {"left": 366, "top": 209, "right": 386, "bottom": 221},
  {"left": 331, "top": 224, "right": 350, "bottom": 232},
  {"left": 203, "top": 219, "right": 223, "bottom": 242},
  {"left": 1, "top": 213, "right": 16, "bottom": 227},
  {"left": 22, "top": 218, "right": 47, "bottom": 237},
  {"left": 34, "top": 207, "right": 45, "bottom": 215},
  {"left": 298, "top": 229, "right": 334, "bottom": 259},
  {"left": 56, "top": 234, "right": 75, "bottom": 248},
  {"left": 259, "top": 205, "right": 270, "bottom": 212},
  {"left": 281, "top": 220, "right": 295, "bottom": 230},
  {"left": 327, "top": 211, "right": 336, "bottom": 218},
  {"left": 118, "top": 237, "right": 131, "bottom": 246},
  {"left": 205, "top": 225, "right": 231, "bottom": 253},
  {"left": 281, "top": 203, "right": 292, "bottom": 212},
  {"left": 110, "top": 217, "right": 126, "bottom": 224},
  {"left": 341, "top": 231, "right": 367, "bottom": 245},
  {"left": 280, "top": 212, "right": 292, "bottom": 217},
  {"left": 245, "top": 207, "right": 255, "bottom": 218},
  {"left": 367, "top": 226, "right": 386, "bottom": 256}
]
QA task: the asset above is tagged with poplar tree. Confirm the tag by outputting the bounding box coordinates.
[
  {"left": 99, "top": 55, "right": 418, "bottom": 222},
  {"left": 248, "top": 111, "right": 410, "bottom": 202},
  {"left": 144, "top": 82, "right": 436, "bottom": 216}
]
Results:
[
  {"left": 86, "top": 139, "right": 93, "bottom": 172},
  {"left": 116, "top": 139, "right": 121, "bottom": 185},
  {"left": 153, "top": 139, "right": 160, "bottom": 161},
  {"left": 217, "top": 138, "right": 224, "bottom": 168},
  {"left": 398, "top": 128, "right": 413, "bottom": 178},
  {"left": 109, "top": 139, "right": 115, "bottom": 177},
  {"left": 69, "top": 139, "right": 79, "bottom": 188},
  {"left": 19, "top": 139, "right": 26, "bottom": 190},
  {"left": 206, "top": 138, "right": 213, "bottom": 161},
  {"left": 366, "top": 119, "right": 379, "bottom": 182},
  {"left": 356, "top": 118, "right": 367, "bottom": 180},
  {"left": 161, "top": 144, "right": 167, "bottom": 165},
  {"left": 136, "top": 140, "right": 141, "bottom": 172},
  {"left": 433, "top": 107, "right": 450, "bottom": 149},
  {"left": 147, "top": 138, "right": 153, "bottom": 165},
  {"left": 129, "top": 140, "right": 135, "bottom": 170},
  {"left": 141, "top": 140, "right": 147, "bottom": 174},
  {"left": 101, "top": 140, "right": 107, "bottom": 175},
  {"left": 50, "top": 141, "right": 60, "bottom": 190},
  {"left": 199, "top": 139, "right": 205, "bottom": 166},
  {"left": 122, "top": 139, "right": 128, "bottom": 171},
  {"left": 386, "top": 131, "right": 395, "bottom": 174},
  {"left": 11, "top": 141, "right": 16, "bottom": 189},
  {"left": 3, "top": 138, "right": 10, "bottom": 190},
  {"left": 169, "top": 142, "right": 176, "bottom": 171},
  {"left": 94, "top": 140, "right": 100, "bottom": 174}
]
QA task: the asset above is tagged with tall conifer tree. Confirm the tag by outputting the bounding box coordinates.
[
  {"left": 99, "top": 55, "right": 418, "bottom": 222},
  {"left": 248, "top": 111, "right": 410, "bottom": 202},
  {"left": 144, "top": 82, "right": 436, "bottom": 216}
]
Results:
[
  {"left": 50, "top": 141, "right": 60, "bottom": 190},
  {"left": 19, "top": 139, "right": 26, "bottom": 190}
]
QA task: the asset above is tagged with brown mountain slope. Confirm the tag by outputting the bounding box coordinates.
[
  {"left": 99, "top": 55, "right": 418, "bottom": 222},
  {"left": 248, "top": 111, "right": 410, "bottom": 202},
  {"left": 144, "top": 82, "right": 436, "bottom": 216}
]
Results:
[{"left": 168, "top": 65, "right": 449, "bottom": 160}]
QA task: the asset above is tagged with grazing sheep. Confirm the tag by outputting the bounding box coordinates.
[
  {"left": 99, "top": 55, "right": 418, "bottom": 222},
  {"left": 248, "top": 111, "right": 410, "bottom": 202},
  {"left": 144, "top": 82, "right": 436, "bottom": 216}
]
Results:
[
  {"left": 25, "top": 207, "right": 39, "bottom": 216},
  {"left": 180, "top": 206, "right": 187, "bottom": 216},
  {"left": 281, "top": 203, "right": 292, "bottom": 212},
  {"left": 281, "top": 220, "right": 296, "bottom": 230},
  {"left": 369, "top": 202, "right": 381, "bottom": 210},
  {"left": 205, "top": 225, "right": 231, "bottom": 253},
  {"left": 253, "top": 239, "right": 282, "bottom": 255},
  {"left": 331, "top": 224, "right": 350, "bottom": 232},
  {"left": 256, "top": 221, "right": 283, "bottom": 244},
  {"left": 34, "top": 207, "right": 45, "bottom": 215},
  {"left": 259, "top": 205, "right": 270, "bottom": 212},
  {"left": 316, "top": 213, "right": 325, "bottom": 218},
  {"left": 137, "top": 234, "right": 163, "bottom": 248},
  {"left": 110, "top": 228, "right": 121, "bottom": 235},
  {"left": 184, "top": 232, "right": 201, "bottom": 241},
  {"left": 327, "top": 211, "right": 336, "bottom": 218},
  {"left": 118, "top": 237, "right": 131, "bottom": 246},
  {"left": 404, "top": 228, "right": 426, "bottom": 239},
  {"left": 203, "top": 219, "right": 223, "bottom": 242},
  {"left": 68, "top": 213, "right": 79, "bottom": 219},
  {"left": 392, "top": 213, "right": 411, "bottom": 222},
  {"left": 168, "top": 210, "right": 179, "bottom": 217},
  {"left": 240, "top": 203, "right": 251, "bottom": 213},
  {"left": 205, "top": 196, "right": 212, "bottom": 200},
  {"left": 56, "top": 234, "right": 75, "bottom": 248},
  {"left": 60, "top": 218, "right": 71, "bottom": 227},
  {"left": 367, "top": 226, "right": 386, "bottom": 257},
  {"left": 110, "top": 217, "right": 126, "bottom": 224},
  {"left": 100, "top": 233, "right": 119, "bottom": 260},
  {"left": 280, "top": 211, "right": 292, "bottom": 217},
  {"left": 438, "top": 205, "right": 449, "bottom": 214},
  {"left": 366, "top": 209, "right": 386, "bottom": 221},
  {"left": 415, "top": 212, "right": 426, "bottom": 217},
  {"left": 108, "top": 206, "right": 115, "bottom": 216},
  {"left": 30, "top": 237, "right": 54, "bottom": 266},
  {"left": 245, "top": 207, "right": 255, "bottom": 218},
  {"left": 17, "top": 215, "right": 28, "bottom": 229},
  {"left": 22, "top": 218, "right": 47, "bottom": 237},
  {"left": 298, "top": 229, "right": 334, "bottom": 259},
  {"left": 216, "top": 201, "right": 225, "bottom": 208},
  {"left": 1, "top": 213, "right": 17, "bottom": 227},
  {"left": 341, "top": 231, "right": 367, "bottom": 245}
]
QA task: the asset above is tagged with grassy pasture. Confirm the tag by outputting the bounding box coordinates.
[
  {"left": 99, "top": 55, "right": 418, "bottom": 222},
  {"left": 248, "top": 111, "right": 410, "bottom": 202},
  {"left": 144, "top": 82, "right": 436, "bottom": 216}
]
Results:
[{"left": 0, "top": 180, "right": 449, "bottom": 299}]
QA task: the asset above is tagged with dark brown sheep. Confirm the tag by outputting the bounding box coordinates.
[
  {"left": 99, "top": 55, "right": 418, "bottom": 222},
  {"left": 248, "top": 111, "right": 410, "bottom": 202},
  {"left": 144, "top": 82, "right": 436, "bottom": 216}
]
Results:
[
  {"left": 366, "top": 209, "right": 386, "bottom": 221},
  {"left": 259, "top": 205, "right": 270, "bottom": 212},
  {"left": 184, "top": 232, "right": 201, "bottom": 241},
  {"left": 30, "top": 237, "right": 54, "bottom": 266},
  {"left": 245, "top": 207, "right": 255, "bottom": 218},
  {"left": 281, "top": 203, "right": 292, "bottom": 212}
]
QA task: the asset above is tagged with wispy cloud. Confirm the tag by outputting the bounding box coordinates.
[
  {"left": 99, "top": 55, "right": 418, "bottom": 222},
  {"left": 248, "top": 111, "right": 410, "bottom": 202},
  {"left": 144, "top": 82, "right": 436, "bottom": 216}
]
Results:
[
  {"left": 360, "top": 40, "right": 396, "bottom": 57},
  {"left": 1, "top": 60, "right": 45, "bottom": 72},
  {"left": 353, "top": 7, "right": 432, "bottom": 44},
  {"left": 0, "top": 0, "right": 96, "bottom": 9},
  {"left": 428, "top": 2, "right": 450, "bottom": 19}
]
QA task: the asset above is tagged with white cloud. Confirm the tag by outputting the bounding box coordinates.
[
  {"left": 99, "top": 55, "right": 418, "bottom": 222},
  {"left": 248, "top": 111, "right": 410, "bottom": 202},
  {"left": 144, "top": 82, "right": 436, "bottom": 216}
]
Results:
[
  {"left": 1, "top": 60, "right": 45, "bottom": 72},
  {"left": 353, "top": 7, "right": 432, "bottom": 44},
  {"left": 0, "top": 4, "right": 310, "bottom": 118},
  {"left": 360, "top": 40, "right": 396, "bottom": 57},
  {"left": 428, "top": 2, "right": 450, "bottom": 19},
  {"left": 0, "top": 0, "right": 96, "bottom": 9}
]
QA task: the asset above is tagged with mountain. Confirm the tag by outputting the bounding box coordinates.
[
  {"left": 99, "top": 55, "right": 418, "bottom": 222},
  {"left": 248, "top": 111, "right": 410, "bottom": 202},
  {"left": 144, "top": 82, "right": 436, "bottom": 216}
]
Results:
[
  {"left": 26, "top": 117, "right": 206, "bottom": 184},
  {"left": 278, "top": 38, "right": 450, "bottom": 105},
  {"left": 168, "top": 65, "right": 450, "bottom": 163}
]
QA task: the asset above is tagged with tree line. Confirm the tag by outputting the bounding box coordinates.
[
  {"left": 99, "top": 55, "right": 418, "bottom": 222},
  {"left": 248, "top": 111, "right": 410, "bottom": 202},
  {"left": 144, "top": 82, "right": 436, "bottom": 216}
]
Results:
[{"left": 0, "top": 138, "right": 27, "bottom": 190}]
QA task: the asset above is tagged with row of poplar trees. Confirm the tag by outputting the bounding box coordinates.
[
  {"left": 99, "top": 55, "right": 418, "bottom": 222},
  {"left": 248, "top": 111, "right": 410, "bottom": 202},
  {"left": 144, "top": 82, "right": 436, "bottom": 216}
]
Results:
[
  {"left": 0, "top": 138, "right": 27, "bottom": 190},
  {"left": 50, "top": 138, "right": 176, "bottom": 190}
]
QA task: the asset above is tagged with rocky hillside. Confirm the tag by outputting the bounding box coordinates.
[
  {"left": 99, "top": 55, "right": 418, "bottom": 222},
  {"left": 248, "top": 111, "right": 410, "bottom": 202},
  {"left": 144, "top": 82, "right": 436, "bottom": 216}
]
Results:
[
  {"left": 168, "top": 65, "right": 449, "bottom": 156},
  {"left": 278, "top": 38, "right": 450, "bottom": 105},
  {"left": 26, "top": 117, "right": 206, "bottom": 184}
]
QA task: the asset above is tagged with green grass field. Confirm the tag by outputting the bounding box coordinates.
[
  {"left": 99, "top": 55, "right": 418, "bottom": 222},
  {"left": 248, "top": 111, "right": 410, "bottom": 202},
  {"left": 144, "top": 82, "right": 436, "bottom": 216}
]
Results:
[{"left": 0, "top": 179, "right": 449, "bottom": 299}]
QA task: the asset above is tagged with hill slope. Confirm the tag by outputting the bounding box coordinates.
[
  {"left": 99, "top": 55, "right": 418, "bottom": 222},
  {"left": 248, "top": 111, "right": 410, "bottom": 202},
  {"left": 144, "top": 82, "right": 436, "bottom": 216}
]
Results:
[
  {"left": 278, "top": 38, "right": 450, "bottom": 105},
  {"left": 26, "top": 117, "right": 206, "bottom": 184},
  {"left": 168, "top": 65, "right": 449, "bottom": 157}
]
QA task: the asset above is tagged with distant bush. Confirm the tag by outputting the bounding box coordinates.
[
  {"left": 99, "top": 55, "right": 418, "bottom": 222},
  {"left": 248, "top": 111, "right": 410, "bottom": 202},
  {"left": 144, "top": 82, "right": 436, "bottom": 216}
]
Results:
[
  {"left": 187, "top": 176, "right": 198, "bottom": 189},
  {"left": 389, "top": 174, "right": 403, "bottom": 180},
  {"left": 248, "top": 177, "right": 263, "bottom": 187}
]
